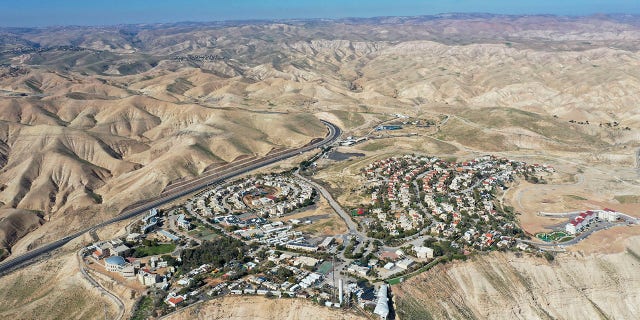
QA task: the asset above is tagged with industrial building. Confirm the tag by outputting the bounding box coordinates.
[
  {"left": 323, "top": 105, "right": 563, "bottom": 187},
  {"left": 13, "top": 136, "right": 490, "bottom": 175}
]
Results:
[{"left": 373, "top": 284, "right": 390, "bottom": 319}]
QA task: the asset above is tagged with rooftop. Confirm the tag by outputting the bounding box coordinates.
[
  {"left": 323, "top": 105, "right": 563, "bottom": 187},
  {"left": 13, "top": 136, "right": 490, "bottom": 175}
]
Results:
[{"left": 105, "top": 256, "right": 126, "bottom": 266}]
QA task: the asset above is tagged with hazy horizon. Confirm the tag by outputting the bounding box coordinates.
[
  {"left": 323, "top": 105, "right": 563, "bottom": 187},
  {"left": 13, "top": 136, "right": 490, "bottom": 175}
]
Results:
[{"left": 1, "top": 0, "right": 639, "bottom": 28}]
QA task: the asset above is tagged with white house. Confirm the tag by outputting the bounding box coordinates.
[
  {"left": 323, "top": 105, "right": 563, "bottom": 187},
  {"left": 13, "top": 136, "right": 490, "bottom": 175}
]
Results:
[
  {"left": 565, "top": 221, "right": 578, "bottom": 235},
  {"left": 121, "top": 265, "right": 135, "bottom": 278},
  {"left": 347, "top": 264, "right": 369, "bottom": 277},
  {"left": 598, "top": 209, "right": 619, "bottom": 222},
  {"left": 413, "top": 246, "right": 434, "bottom": 259},
  {"left": 137, "top": 270, "right": 159, "bottom": 286},
  {"left": 176, "top": 214, "right": 192, "bottom": 230},
  {"left": 396, "top": 258, "right": 415, "bottom": 270},
  {"left": 373, "top": 284, "right": 389, "bottom": 319}
]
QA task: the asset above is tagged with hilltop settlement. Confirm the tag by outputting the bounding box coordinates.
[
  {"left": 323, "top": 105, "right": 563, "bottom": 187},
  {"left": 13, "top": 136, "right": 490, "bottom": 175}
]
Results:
[{"left": 80, "top": 153, "right": 632, "bottom": 319}]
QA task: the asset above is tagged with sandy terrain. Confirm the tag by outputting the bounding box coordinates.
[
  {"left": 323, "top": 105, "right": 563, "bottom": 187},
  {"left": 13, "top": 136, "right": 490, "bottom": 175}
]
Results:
[
  {"left": 569, "top": 226, "right": 640, "bottom": 254},
  {"left": 164, "top": 296, "right": 365, "bottom": 320},
  {"left": 0, "top": 249, "right": 120, "bottom": 320},
  {"left": 274, "top": 195, "right": 348, "bottom": 236},
  {"left": 505, "top": 161, "right": 640, "bottom": 235}
]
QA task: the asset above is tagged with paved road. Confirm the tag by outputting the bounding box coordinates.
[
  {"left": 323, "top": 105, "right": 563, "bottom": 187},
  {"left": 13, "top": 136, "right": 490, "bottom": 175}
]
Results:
[
  {"left": 295, "top": 170, "right": 442, "bottom": 258},
  {"left": 77, "top": 250, "right": 125, "bottom": 320},
  {"left": 294, "top": 171, "right": 359, "bottom": 235},
  {"left": 0, "top": 120, "right": 341, "bottom": 277},
  {"left": 293, "top": 171, "right": 366, "bottom": 261},
  {"left": 538, "top": 211, "right": 583, "bottom": 217}
]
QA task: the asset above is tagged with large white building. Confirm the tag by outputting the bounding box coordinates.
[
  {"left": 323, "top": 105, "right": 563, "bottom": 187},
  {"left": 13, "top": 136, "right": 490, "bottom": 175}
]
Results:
[
  {"left": 374, "top": 284, "right": 389, "bottom": 319},
  {"left": 396, "top": 258, "right": 415, "bottom": 270},
  {"left": 104, "top": 256, "right": 127, "bottom": 273},
  {"left": 565, "top": 211, "right": 597, "bottom": 235},
  {"left": 565, "top": 221, "right": 578, "bottom": 235},
  {"left": 598, "top": 209, "right": 619, "bottom": 222},
  {"left": 413, "top": 246, "right": 434, "bottom": 259},
  {"left": 176, "top": 214, "right": 192, "bottom": 230}
]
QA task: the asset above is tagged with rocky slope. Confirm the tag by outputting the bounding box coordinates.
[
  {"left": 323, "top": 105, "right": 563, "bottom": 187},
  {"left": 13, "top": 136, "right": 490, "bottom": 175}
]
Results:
[
  {"left": 394, "top": 237, "right": 640, "bottom": 320},
  {"left": 165, "top": 296, "right": 365, "bottom": 320}
]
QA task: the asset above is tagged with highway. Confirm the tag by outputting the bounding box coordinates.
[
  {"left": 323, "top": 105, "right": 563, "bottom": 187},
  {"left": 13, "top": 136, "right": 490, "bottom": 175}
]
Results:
[{"left": 0, "top": 120, "right": 341, "bottom": 277}]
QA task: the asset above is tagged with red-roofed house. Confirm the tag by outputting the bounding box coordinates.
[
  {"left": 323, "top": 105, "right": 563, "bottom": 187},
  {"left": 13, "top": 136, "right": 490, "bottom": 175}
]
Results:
[
  {"left": 166, "top": 295, "right": 185, "bottom": 307},
  {"left": 566, "top": 220, "right": 579, "bottom": 235}
]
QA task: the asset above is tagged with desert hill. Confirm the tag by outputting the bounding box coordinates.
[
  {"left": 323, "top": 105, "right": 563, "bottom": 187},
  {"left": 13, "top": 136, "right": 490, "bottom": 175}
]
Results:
[
  {"left": 0, "top": 13, "right": 638, "bottom": 319},
  {"left": 0, "top": 11, "right": 638, "bottom": 264},
  {"left": 394, "top": 240, "right": 640, "bottom": 320}
]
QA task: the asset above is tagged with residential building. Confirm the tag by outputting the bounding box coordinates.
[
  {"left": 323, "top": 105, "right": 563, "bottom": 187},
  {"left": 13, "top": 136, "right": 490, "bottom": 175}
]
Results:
[
  {"left": 598, "top": 209, "right": 619, "bottom": 222},
  {"left": 319, "top": 236, "right": 334, "bottom": 249},
  {"left": 347, "top": 264, "right": 369, "bottom": 277},
  {"left": 176, "top": 214, "right": 192, "bottom": 230},
  {"left": 285, "top": 242, "right": 318, "bottom": 252},
  {"left": 566, "top": 221, "right": 578, "bottom": 235},
  {"left": 293, "top": 256, "right": 319, "bottom": 268},
  {"left": 121, "top": 265, "right": 135, "bottom": 278},
  {"left": 396, "top": 258, "right": 415, "bottom": 270},
  {"left": 165, "top": 293, "right": 185, "bottom": 307},
  {"left": 413, "top": 246, "right": 434, "bottom": 259}
]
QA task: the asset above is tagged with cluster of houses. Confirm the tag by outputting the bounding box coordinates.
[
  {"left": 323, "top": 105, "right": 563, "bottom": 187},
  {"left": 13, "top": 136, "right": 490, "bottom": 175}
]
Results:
[
  {"left": 204, "top": 251, "right": 332, "bottom": 301},
  {"left": 344, "top": 248, "right": 424, "bottom": 279},
  {"left": 202, "top": 249, "right": 385, "bottom": 311},
  {"left": 81, "top": 207, "right": 207, "bottom": 292},
  {"left": 213, "top": 215, "right": 329, "bottom": 253},
  {"left": 185, "top": 174, "right": 316, "bottom": 219},
  {"left": 565, "top": 209, "right": 620, "bottom": 235},
  {"left": 214, "top": 214, "right": 268, "bottom": 229},
  {"left": 361, "top": 154, "right": 553, "bottom": 249}
]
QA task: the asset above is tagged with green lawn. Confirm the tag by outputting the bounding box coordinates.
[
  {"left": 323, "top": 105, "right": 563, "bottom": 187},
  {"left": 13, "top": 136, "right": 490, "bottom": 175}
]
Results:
[
  {"left": 188, "top": 226, "right": 219, "bottom": 241},
  {"left": 317, "top": 261, "right": 333, "bottom": 275},
  {"left": 557, "top": 236, "right": 575, "bottom": 242},
  {"left": 536, "top": 231, "right": 570, "bottom": 242},
  {"left": 134, "top": 243, "right": 176, "bottom": 257},
  {"left": 387, "top": 277, "right": 404, "bottom": 285}
]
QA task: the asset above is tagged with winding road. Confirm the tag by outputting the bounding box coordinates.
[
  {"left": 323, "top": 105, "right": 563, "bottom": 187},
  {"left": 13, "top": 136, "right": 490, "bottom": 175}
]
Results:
[
  {"left": 0, "top": 120, "right": 341, "bottom": 277},
  {"left": 77, "top": 249, "right": 125, "bottom": 320}
]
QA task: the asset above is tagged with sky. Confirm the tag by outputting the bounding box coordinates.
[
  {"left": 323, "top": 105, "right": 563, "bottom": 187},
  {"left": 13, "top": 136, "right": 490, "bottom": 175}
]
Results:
[{"left": 0, "top": 0, "right": 638, "bottom": 27}]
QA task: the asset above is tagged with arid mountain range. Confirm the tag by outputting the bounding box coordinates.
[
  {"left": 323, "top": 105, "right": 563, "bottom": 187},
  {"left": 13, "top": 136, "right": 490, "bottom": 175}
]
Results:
[{"left": 0, "top": 14, "right": 639, "bottom": 319}]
